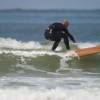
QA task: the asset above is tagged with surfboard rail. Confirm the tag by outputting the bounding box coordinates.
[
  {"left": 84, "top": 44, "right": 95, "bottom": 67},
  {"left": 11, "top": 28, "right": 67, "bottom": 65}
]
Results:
[{"left": 75, "top": 46, "right": 100, "bottom": 57}]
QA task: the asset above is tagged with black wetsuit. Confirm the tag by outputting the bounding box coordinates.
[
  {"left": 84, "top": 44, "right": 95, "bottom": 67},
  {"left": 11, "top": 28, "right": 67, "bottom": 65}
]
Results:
[{"left": 45, "top": 22, "right": 76, "bottom": 51}]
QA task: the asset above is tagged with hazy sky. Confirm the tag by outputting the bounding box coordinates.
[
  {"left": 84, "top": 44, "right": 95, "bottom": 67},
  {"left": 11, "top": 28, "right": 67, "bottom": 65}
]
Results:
[{"left": 0, "top": 0, "right": 100, "bottom": 10}]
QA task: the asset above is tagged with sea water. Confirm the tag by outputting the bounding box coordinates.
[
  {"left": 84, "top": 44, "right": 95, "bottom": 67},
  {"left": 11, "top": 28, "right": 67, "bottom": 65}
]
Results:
[{"left": 0, "top": 9, "right": 100, "bottom": 100}]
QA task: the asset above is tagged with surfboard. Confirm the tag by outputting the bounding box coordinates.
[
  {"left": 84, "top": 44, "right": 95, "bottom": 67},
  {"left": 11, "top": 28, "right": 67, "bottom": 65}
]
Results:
[
  {"left": 65, "top": 46, "right": 100, "bottom": 58},
  {"left": 75, "top": 46, "right": 100, "bottom": 57}
]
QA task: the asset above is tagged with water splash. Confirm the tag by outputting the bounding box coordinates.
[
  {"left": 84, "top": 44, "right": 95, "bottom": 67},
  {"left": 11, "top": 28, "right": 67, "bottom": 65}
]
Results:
[
  {"left": 0, "top": 87, "right": 99, "bottom": 100},
  {"left": 0, "top": 37, "right": 42, "bottom": 49}
]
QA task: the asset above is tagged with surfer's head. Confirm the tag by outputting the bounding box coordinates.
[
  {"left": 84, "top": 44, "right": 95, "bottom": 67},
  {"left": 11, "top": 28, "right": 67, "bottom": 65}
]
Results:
[{"left": 63, "top": 19, "right": 70, "bottom": 28}]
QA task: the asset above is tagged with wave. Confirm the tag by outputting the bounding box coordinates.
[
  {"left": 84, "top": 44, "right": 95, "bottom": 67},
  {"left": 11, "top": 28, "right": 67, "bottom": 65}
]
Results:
[
  {"left": 0, "top": 86, "right": 99, "bottom": 100},
  {"left": 0, "top": 37, "right": 99, "bottom": 50},
  {"left": 0, "top": 37, "right": 42, "bottom": 50},
  {"left": 0, "top": 37, "right": 99, "bottom": 72},
  {"left": 77, "top": 42, "right": 100, "bottom": 48},
  {"left": 0, "top": 37, "right": 99, "bottom": 62}
]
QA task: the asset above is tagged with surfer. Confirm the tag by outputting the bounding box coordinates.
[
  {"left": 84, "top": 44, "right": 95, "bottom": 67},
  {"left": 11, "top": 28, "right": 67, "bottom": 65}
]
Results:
[{"left": 44, "top": 19, "right": 76, "bottom": 51}]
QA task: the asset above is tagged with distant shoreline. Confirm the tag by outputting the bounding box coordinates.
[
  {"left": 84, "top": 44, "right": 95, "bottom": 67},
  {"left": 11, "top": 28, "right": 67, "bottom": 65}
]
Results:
[{"left": 0, "top": 8, "right": 100, "bottom": 12}]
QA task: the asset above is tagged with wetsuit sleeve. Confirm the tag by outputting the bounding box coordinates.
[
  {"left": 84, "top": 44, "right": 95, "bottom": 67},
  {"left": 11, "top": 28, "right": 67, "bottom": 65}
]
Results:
[
  {"left": 64, "top": 29, "right": 76, "bottom": 43},
  {"left": 68, "top": 33, "right": 76, "bottom": 43}
]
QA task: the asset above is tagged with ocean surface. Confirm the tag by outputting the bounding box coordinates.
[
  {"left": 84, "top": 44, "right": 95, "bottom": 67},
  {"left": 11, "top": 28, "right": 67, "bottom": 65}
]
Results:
[{"left": 0, "top": 9, "right": 100, "bottom": 100}]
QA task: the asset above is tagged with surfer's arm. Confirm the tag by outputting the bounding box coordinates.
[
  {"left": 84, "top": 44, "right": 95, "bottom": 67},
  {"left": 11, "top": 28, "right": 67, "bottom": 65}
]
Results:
[
  {"left": 68, "top": 32, "right": 76, "bottom": 43},
  {"left": 64, "top": 29, "right": 76, "bottom": 43}
]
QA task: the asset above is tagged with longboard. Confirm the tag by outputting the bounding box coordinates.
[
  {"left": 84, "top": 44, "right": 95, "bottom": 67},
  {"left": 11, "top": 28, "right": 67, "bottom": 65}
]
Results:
[{"left": 75, "top": 46, "right": 100, "bottom": 57}]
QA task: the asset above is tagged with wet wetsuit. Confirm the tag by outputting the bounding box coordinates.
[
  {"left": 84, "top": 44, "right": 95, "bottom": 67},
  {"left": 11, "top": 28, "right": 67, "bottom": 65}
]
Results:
[{"left": 45, "top": 22, "right": 76, "bottom": 51}]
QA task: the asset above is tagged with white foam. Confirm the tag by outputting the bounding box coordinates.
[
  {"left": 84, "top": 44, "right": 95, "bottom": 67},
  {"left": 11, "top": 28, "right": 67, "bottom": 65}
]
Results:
[
  {"left": 0, "top": 87, "right": 100, "bottom": 100},
  {"left": 0, "top": 37, "right": 99, "bottom": 50},
  {"left": 65, "top": 50, "right": 79, "bottom": 58},
  {"left": 0, "top": 37, "right": 42, "bottom": 49},
  {"left": 0, "top": 49, "right": 65, "bottom": 58},
  {"left": 0, "top": 37, "right": 99, "bottom": 59},
  {"left": 56, "top": 58, "right": 82, "bottom": 72},
  {"left": 77, "top": 42, "right": 99, "bottom": 49}
]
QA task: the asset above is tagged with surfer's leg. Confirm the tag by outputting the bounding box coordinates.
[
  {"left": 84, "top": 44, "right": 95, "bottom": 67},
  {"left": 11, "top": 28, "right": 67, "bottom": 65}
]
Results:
[
  {"left": 52, "top": 39, "right": 61, "bottom": 51},
  {"left": 63, "top": 37, "right": 70, "bottom": 50}
]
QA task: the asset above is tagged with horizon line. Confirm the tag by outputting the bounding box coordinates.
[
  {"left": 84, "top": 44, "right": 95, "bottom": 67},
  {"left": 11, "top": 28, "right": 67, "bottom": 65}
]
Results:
[{"left": 0, "top": 8, "right": 100, "bottom": 11}]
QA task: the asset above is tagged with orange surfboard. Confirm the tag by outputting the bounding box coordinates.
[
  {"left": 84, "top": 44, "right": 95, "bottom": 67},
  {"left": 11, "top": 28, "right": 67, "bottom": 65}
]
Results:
[{"left": 75, "top": 46, "right": 100, "bottom": 57}]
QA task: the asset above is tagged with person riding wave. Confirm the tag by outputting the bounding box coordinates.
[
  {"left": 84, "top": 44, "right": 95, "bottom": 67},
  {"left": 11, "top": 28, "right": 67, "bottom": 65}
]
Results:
[{"left": 44, "top": 19, "right": 76, "bottom": 51}]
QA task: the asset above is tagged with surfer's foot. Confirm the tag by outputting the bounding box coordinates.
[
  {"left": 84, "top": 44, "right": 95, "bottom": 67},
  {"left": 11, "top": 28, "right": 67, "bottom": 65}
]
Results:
[
  {"left": 52, "top": 49, "right": 60, "bottom": 53},
  {"left": 52, "top": 48, "right": 55, "bottom": 51},
  {"left": 52, "top": 49, "right": 57, "bottom": 52},
  {"left": 52, "top": 49, "right": 56, "bottom": 52}
]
